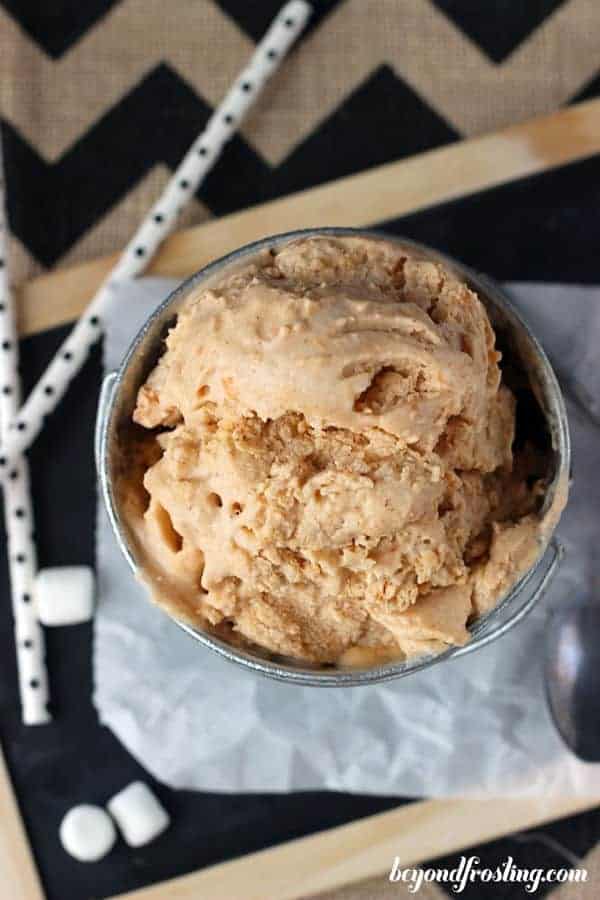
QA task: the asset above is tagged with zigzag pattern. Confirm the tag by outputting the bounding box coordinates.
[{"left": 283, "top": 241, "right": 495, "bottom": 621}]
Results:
[
  {"left": 0, "top": 0, "right": 123, "bottom": 58},
  {"left": 1, "top": 64, "right": 262, "bottom": 267},
  {"left": 214, "top": 0, "right": 343, "bottom": 43},
  {"left": 431, "top": 0, "right": 568, "bottom": 62},
  {"left": 58, "top": 166, "right": 212, "bottom": 270},
  {"left": 1, "top": 0, "right": 599, "bottom": 274},
  {"left": 1, "top": 0, "right": 573, "bottom": 64},
  {"left": 2, "top": 0, "right": 599, "bottom": 165},
  {"left": 2, "top": 64, "right": 457, "bottom": 266}
]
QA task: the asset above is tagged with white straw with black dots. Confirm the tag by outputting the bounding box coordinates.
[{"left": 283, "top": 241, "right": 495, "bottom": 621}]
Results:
[
  {"left": 0, "top": 142, "right": 51, "bottom": 724},
  {"left": 0, "top": 0, "right": 311, "bottom": 479}
]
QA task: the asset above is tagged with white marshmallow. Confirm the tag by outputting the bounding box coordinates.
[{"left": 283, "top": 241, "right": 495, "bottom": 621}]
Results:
[
  {"left": 59, "top": 805, "right": 116, "bottom": 862},
  {"left": 107, "top": 781, "right": 170, "bottom": 847},
  {"left": 35, "top": 566, "right": 95, "bottom": 626}
]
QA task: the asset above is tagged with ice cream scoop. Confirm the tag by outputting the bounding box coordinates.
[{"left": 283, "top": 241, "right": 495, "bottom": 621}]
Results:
[{"left": 545, "top": 594, "right": 600, "bottom": 761}]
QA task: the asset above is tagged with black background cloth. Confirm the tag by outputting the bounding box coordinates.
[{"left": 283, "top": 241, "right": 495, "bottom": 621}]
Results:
[{"left": 1, "top": 155, "right": 599, "bottom": 900}]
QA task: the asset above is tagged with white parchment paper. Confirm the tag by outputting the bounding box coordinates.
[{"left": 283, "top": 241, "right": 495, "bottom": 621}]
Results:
[{"left": 94, "top": 278, "right": 600, "bottom": 796}]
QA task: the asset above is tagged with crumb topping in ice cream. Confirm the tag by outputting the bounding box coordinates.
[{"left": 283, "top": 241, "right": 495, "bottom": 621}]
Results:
[{"left": 127, "top": 236, "right": 555, "bottom": 664}]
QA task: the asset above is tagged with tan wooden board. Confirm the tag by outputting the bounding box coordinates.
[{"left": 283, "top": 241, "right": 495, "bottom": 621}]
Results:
[
  {"left": 112, "top": 794, "right": 600, "bottom": 900},
  {"left": 0, "top": 745, "right": 45, "bottom": 900},
  {"left": 17, "top": 97, "right": 600, "bottom": 338},
  {"left": 3, "top": 99, "right": 600, "bottom": 900}
]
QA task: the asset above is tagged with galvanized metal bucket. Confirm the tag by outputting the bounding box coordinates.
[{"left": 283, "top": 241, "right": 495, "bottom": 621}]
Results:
[{"left": 96, "top": 228, "right": 570, "bottom": 686}]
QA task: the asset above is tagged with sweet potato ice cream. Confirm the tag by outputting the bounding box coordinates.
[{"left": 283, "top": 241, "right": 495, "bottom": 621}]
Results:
[{"left": 128, "top": 236, "right": 552, "bottom": 665}]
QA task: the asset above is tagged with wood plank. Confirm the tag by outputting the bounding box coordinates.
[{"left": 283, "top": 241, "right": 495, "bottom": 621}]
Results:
[
  {"left": 18, "top": 97, "right": 600, "bottom": 339},
  {"left": 0, "top": 745, "right": 46, "bottom": 900},
  {"left": 112, "top": 793, "right": 600, "bottom": 900}
]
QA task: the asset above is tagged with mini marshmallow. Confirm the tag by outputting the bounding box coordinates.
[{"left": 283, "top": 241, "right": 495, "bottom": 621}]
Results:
[
  {"left": 107, "top": 781, "right": 170, "bottom": 847},
  {"left": 35, "top": 566, "right": 95, "bottom": 626},
  {"left": 59, "top": 805, "right": 116, "bottom": 862}
]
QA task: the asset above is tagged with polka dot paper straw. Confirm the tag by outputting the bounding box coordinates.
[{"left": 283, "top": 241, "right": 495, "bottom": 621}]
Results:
[
  {"left": 0, "top": 0, "right": 312, "bottom": 479},
  {"left": 0, "top": 141, "right": 51, "bottom": 725}
]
